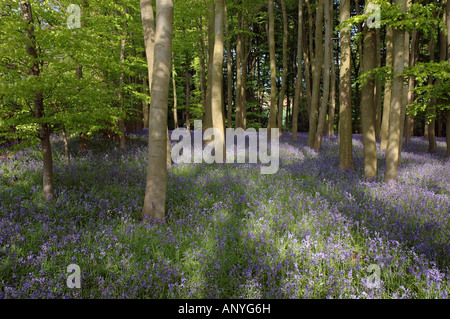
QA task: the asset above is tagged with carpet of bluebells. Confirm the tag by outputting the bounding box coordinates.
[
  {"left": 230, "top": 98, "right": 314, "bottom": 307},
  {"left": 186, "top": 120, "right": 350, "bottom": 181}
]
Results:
[{"left": 0, "top": 130, "right": 449, "bottom": 299}]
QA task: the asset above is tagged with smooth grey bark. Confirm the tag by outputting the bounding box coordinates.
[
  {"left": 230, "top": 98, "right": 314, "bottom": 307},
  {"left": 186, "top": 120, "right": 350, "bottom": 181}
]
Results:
[
  {"left": 225, "top": 0, "right": 233, "bottom": 129},
  {"left": 278, "top": 0, "right": 288, "bottom": 134},
  {"left": 307, "top": 0, "right": 324, "bottom": 148},
  {"left": 360, "top": 21, "right": 378, "bottom": 181},
  {"left": 142, "top": 0, "right": 174, "bottom": 221},
  {"left": 385, "top": 0, "right": 406, "bottom": 183},
  {"left": 313, "top": 0, "right": 331, "bottom": 151},
  {"left": 204, "top": 4, "right": 214, "bottom": 131},
  {"left": 267, "top": 0, "right": 277, "bottom": 132},
  {"left": 211, "top": 0, "right": 226, "bottom": 159},
  {"left": 171, "top": 54, "right": 178, "bottom": 128},
  {"left": 338, "top": 0, "right": 353, "bottom": 171},
  {"left": 292, "top": 0, "right": 304, "bottom": 141},
  {"left": 380, "top": 27, "right": 393, "bottom": 150}
]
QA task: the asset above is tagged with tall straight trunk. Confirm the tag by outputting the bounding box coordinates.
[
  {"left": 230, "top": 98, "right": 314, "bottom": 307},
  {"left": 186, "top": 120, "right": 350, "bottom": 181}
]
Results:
[
  {"left": 142, "top": 0, "right": 174, "bottom": 221},
  {"left": 380, "top": 27, "right": 393, "bottom": 150},
  {"left": 204, "top": 4, "right": 214, "bottom": 131},
  {"left": 277, "top": 0, "right": 288, "bottom": 134},
  {"left": 211, "top": 0, "right": 226, "bottom": 159},
  {"left": 225, "top": 0, "right": 233, "bottom": 128},
  {"left": 313, "top": 0, "right": 331, "bottom": 151},
  {"left": 292, "top": 0, "right": 304, "bottom": 141},
  {"left": 339, "top": 0, "right": 353, "bottom": 171},
  {"left": 328, "top": 35, "right": 336, "bottom": 137},
  {"left": 405, "top": 29, "right": 418, "bottom": 145},
  {"left": 20, "top": 2, "right": 54, "bottom": 200},
  {"left": 398, "top": 9, "right": 411, "bottom": 161},
  {"left": 171, "top": 54, "right": 178, "bottom": 128},
  {"left": 307, "top": 0, "right": 324, "bottom": 148},
  {"left": 303, "top": 23, "right": 312, "bottom": 117},
  {"left": 118, "top": 35, "right": 127, "bottom": 149},
  {"left": 267, "top": 0, "right": 277, "bottom": 131},
  {"left": 447, "top": 0, "right": 450, "bottom": 157},
  {"left": 360, "top": 21, "right": 378, "bottom": 181},
  {"left": 62, "top": 127, "right": 70, "bottom": 164},
  {"left": 374, "top": 29, "right": 382, "bottom": 139},
  {"left": 197, "top": 20, "right": 207, "bottom": 120},
  {"left": 428, "top": 32, "right": 437, "bottom": 153},
  {"left": 385, "top": 0, "right": 406, "bottom": 183},
  {"left": 235, "top": 12, "right": 243, "bottom": 129},
  {"left": 140, "top": 0, "right": 155, "bottom": 129}
]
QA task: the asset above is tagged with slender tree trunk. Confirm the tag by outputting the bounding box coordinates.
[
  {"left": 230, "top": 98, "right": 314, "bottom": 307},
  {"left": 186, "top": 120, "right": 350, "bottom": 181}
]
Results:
[
  {"left": 374, "top": 28, "right": 382, "bottom": 139},
  {"left": 385, "top": 0, "right": 406, "bottom": 183},
  {"left": 204, "top": 4, "right": 214, "bottom": 131},
  {"left": 267, "top": 0, "right": 277, "bottom": 132},
  {"left": 360, "top": 20, "right": 378, "bottom": 181},
  {"left": 211, "top": 0, "right": 226, "bottom": 159},
  {"left": 171, "top": 54, "right": 178, "bottom": 128},
  {"left": 225, "top": 0, "right": 233, "bottom": 128},
  {"left": 197, "top": 20, "right": 207, "bottom": 122},
  {"left": 140, "top": 0, "right": 155, "bottom": 130},
  {"left": 405, "top": 29, "right": 418, "bottom": 145},
  {"left": 380, "top": 27, "right": 393, "bottom": 150},
  {"left": 328, "top": 42, "right": 336, "bottom": 137},
  {"left": 118, "top": 35, "right": 127, "bottom": 149},
  {"left": 292, "top": 0, "right": 304, "bottom": 141},
  {"left": 62, "top": 127, "right": 70, "bottom": 164},
  {"left": 235, "top": 11, "right": 243, "bottom": 129},
  {"left": 313, "top": 0, "right": 331, "bottom": 151},
  {"left": 428, "top": 32, "right": 437, "bottom": 153},
  {"left": 277, "top": 0, "right": 288, "bottom": 134},
  {"left": 307, "top": 0, "right": 324, "bottom": 148},
  {"left": 339, "top": 0, "right": 353, "bottom": 171},
  {"left": 399, "top": 6, "right": 411, "bottom": 161},
  {"left": 142, "top": 0, "right": 174, "bottom": 221},
  {"left": 20, "top": 2, "right": 54, "bottom": 200}
]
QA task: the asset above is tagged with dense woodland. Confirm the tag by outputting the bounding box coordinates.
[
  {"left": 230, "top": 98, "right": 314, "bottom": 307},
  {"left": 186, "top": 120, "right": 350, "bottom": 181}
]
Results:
[{"left": 0, "top": 0, "right": 449, "bottom": 299}]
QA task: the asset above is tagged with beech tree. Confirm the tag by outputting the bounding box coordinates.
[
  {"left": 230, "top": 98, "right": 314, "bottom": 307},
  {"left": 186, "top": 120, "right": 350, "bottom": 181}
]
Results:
[{"left": 142, "top": 0, "right": 174, "bottom": 221}]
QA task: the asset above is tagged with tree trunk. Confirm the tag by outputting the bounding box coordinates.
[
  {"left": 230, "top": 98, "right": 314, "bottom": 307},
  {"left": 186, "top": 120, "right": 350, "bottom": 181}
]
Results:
[
  {"left": 267, "top": 0, "right": 277, "bottom": 132},
  {"left": 278, "top": 0, "right": 288, "bottom": 134},
  {"left": 62, "top": 127, "right": 70, "bottom": 164},
  {"left": 204, "top": 4, "right": 215, "bottom": 131},
  {"left": 140, "top": 0, "right": 155, "bottom": 129},
  {"left": 385, "top": 0, "right": 406, "bottom": 183},
  {"left": 338, "top": 0, "right": 353, "bottom": 171},
  {"left": 292, "top": 0, "right": 304, "bottom": 141},
  {"left": 171, "top": 54, "right": 178, "bottom": 128},
  {"left": 328, "top": 42, "right": 336, "bottom": 137},
  {"left": 225, "top": 0, "right": 233, "bottom": 129},
  {"left": 307, "top": 0, "right": 324, "bottom": 148},
  {"left": 374, "top": 28, "right": 382, "bottom": 139},
  {"left": 360, "top": 21, "right": 378, "bottom": 181},
  {"left": 405, "top": 29, "right": 419, "bottom": 145},
  {"left": 428, "top": 31, "right": 437, "bottom": 153},
  {"left": 380, "top": 27, "right": 393, "bottom": 150},
  {"left": 313, "top": 0, "right": 331, "bottom": 151},
  {"left": 142, "top": 0, "right": 174, "bottom": 221},
  {"left": 184, "top": 51, "right": 191, "bottom": 130},
  {"left": 20, "top": 2, "right": 54, "bottom": 200},
  {"left": 211, "top": 0, "right": 226, "bottom": 160},
  {"left": 118, "top": 35, "right": 127, "bottom": 149}
]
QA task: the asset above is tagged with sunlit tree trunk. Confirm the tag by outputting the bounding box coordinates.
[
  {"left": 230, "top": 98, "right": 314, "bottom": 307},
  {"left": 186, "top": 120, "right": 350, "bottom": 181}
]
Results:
[
  {"left": 292, "top": 0, "right": 304, "bottom": 141},
  {"left": 307, "top": 0, "right": 324, "bottom": 148},
  {"left": 118, "top": 35, "right": 127, "bottom": 149},
  {"left": 142, "top": 0, "right": 174, "bottom": 221},
  {"left": 339, "top": 0, "right": 353, "bottom": 171},
  {"left": 328, "top": 42, "right": 336, "bottom": 137},
  {"left": 374, "top": 29, "right": 382, "bottom": 139},
  {"left": 427, "top": 32, "right": 437, "bottom": 153},
  {"left": 225, "top": 0, "right": 233, "bottom": 129},
  {"left": 380, "top": 27, "right": 393, "bottom": 150},
  {"left": 171, "top": 54, "right": 178, "bottom": 128},
  {"left": 360, "top": 20, "right": 378, "bottom": 181},
  {"left": 405, "top": 30, "right": 418, "bottom": 145},
  {"left": 385, "top": 0, "right": 406, "bottom": 183},
  {"left": 204, "top": 4, "right": 214, "bottom": 131},
  {"left": 211, "top": 0, "right": 226, "bottom": 159}
]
